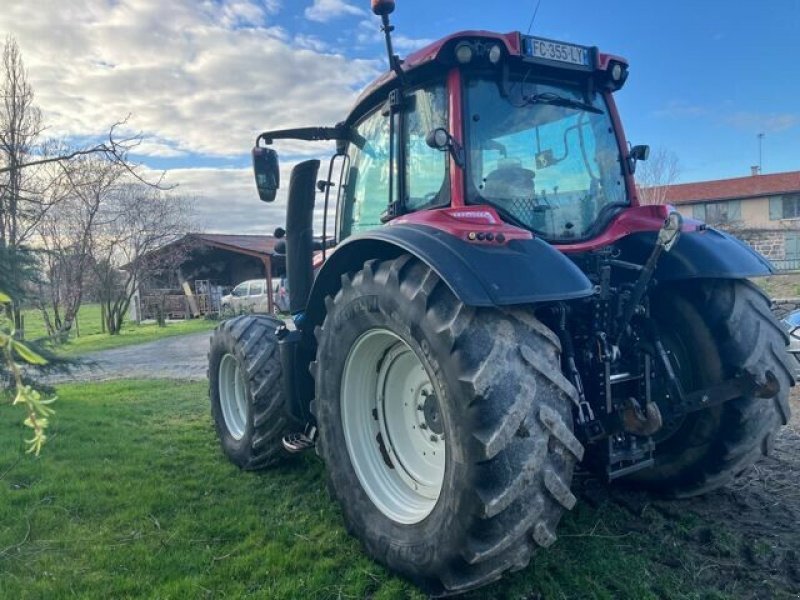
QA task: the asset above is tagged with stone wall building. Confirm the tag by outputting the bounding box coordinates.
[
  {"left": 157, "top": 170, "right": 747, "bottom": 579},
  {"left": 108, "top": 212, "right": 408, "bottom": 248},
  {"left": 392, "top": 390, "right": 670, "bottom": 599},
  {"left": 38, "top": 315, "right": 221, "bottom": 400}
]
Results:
[{"left": 658, "top": 169, "right": 800, "bottom": 271}]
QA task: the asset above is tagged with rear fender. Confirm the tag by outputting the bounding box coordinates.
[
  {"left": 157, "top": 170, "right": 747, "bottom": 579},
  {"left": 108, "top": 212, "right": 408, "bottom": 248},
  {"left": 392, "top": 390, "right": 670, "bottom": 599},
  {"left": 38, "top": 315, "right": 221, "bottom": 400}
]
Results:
[
  {"left": 616, "top": 228, "right": 775, "bottom": 281},
  {"left": 304, "top": 224, "right": 594, "bottom": 330}
]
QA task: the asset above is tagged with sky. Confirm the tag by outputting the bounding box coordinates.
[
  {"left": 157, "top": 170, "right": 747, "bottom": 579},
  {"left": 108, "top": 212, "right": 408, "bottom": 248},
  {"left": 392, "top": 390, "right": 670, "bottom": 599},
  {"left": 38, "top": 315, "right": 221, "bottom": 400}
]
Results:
[{"left": 1, "top": 0, "right": 798, "bottom": 234}]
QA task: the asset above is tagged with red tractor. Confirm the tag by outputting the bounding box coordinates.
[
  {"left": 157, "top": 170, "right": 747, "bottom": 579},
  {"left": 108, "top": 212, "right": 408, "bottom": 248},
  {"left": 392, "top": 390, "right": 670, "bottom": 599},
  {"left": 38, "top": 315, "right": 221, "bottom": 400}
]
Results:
[{"left": 208, "top": 1, "right": 793, "bottom": 594}]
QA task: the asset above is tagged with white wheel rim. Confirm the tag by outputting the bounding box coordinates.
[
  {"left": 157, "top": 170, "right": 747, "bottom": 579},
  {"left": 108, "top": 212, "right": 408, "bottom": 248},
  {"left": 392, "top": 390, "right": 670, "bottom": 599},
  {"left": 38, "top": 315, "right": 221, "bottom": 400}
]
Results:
[
  {"left": 219, "top": 353, "right": 248, "bottom": 440},
  {"left": 341, "top": 329, "right": 445, "bottom": 524}
]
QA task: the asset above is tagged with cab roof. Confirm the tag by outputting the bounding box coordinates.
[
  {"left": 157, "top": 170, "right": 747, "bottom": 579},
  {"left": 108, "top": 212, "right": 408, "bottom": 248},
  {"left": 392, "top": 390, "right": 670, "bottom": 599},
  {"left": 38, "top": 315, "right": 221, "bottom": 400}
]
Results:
[{"left": 348, "top": 30, "right": 628, "bottom": 122}]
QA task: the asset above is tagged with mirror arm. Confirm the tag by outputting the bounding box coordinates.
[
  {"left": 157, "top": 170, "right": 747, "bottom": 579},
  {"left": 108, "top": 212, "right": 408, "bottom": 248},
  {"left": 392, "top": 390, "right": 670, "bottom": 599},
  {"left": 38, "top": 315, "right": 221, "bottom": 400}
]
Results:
[
  {"left": 256, "top": 126, "right": 364, "bottom": 148},
  {"left": 450, "top": 141, "right": 466, "bottom": 169}
]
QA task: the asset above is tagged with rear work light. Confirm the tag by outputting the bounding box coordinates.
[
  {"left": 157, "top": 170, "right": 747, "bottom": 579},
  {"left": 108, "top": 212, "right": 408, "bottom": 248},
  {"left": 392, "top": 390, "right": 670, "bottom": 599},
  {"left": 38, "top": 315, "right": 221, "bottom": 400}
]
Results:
[
  {"left": 606, "top": 60, "right": 629, "bottom": 90},
  {"left": 454, "top": 40, "right": 505, "bottom": 66},
  {"left": 455, "top": 42, "right": 474, "bottom": 64}
]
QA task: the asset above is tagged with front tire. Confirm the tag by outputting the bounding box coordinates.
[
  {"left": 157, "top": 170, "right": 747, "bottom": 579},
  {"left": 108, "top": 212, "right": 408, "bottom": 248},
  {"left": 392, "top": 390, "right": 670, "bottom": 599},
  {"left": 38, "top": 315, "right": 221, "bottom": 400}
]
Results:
[
  {"left": 313, "top": 256, "right": 583, "bottom": 595},
  {"left": 208, "top": 315, "right": 295, "bottom": 469}
]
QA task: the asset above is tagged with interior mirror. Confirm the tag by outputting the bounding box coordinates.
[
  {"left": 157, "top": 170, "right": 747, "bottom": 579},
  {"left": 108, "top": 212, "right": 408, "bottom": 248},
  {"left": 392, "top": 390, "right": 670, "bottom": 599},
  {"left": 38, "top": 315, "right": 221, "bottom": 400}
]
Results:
[
  {"left": 628, "top": 144, "right": 650, "bottom": 174},
  {"left": 252, "top": 146, "right": 280, "bottom": 202}
]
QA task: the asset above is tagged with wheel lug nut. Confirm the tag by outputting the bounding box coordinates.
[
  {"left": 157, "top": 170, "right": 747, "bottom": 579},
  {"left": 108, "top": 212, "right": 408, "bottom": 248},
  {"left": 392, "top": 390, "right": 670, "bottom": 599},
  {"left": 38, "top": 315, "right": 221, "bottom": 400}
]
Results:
[
  {"left": 417, "top": 404, "right": 424, "bottom": 411},
  {"left": 430, "top": 435, "right": 438, "bottom": 442},
  {"left": 420, "top": 423, "right": 428, "bottom": 430}
]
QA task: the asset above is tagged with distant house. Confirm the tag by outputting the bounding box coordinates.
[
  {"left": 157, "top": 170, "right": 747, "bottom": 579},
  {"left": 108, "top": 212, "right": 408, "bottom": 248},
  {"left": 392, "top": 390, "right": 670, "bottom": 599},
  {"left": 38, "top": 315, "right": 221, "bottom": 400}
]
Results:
[{"left": 661, "top": 169, "right": 800, "bottom": 271}]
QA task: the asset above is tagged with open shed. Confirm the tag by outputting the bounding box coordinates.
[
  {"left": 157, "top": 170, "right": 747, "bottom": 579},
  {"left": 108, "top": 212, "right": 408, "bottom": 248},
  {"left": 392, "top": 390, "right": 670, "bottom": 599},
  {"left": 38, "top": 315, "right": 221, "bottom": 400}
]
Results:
[{"left": 130, "top": 233, "right": 284, "bottom": 320}]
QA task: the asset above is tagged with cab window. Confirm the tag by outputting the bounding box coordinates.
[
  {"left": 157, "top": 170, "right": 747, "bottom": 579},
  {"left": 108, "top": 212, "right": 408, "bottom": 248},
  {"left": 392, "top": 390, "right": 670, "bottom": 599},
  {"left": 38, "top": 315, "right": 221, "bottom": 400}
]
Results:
[
  {"left": 340, "top": 108, "right": 392, "bottom": 238},
  {"left": 405, "top": 84, "right": 448, "bottom": 211},
  {"left": 339, "top": 81, "right": 448, "bottom": 240},
  {"left": 249, "top": 281, "right": 265, "bottom": 296},
  {"left": 232, "top": 283, "right": 247, "bottom": 297}
]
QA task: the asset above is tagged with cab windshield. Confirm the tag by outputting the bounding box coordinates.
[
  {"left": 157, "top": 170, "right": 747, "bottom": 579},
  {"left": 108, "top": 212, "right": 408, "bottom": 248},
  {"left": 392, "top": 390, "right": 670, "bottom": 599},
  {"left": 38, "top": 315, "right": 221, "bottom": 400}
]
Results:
[{"left": 465, "top": 73, "right": 627, "bottom": 241}]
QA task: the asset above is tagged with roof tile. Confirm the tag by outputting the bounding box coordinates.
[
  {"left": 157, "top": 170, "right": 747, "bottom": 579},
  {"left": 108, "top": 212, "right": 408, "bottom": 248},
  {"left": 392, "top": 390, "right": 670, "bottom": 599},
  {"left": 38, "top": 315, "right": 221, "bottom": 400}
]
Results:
[{"left": 658, "top": 170, "right": 800, "bottom": 205}]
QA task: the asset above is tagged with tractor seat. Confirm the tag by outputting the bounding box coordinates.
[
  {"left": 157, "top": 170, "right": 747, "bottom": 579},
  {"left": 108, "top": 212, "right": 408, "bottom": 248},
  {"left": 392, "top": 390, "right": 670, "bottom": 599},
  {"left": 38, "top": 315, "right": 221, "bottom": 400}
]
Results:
[{"left": 482, "top": 161, "right": 536, "bottom": 204}]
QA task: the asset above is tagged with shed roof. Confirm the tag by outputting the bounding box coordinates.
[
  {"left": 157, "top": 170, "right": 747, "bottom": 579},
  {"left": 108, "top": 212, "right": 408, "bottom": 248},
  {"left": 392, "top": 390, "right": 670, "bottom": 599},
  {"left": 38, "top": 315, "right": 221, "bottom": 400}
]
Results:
[
  {"left": 187, "top": 233, "right": 278, "bottom": 258},
  {"left": 660, "top": 170, "right": 800, "bottom": 205}
]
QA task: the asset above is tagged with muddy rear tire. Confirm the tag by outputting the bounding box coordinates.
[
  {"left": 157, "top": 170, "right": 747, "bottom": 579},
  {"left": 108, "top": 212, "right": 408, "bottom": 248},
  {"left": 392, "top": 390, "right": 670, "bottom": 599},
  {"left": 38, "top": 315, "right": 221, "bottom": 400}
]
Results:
[
  {"left": 313, "top": 256, "right": 583, "bottom": 595},
  {"left": 626, "top": 280, "right": 793, "bottom": 496},
  {"left": 208, "top": 315, "right": 296, "bottom": 469}
]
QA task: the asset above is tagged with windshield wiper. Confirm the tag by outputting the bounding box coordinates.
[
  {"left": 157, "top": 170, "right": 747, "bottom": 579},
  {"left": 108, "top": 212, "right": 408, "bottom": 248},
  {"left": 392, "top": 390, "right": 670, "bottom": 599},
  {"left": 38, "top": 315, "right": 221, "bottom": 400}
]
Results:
[{"left": 523, "top": 92, "right": 603, "bottom": 115}]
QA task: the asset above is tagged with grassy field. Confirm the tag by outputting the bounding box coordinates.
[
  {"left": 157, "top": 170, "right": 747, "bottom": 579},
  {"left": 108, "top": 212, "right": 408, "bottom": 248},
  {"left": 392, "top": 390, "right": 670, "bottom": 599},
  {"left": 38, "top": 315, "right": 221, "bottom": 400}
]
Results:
[
  {"left": 2, "top": 380, "right": 789, "bottom": 599},
  {"left": 753, "top": 273, "right": 800, "bottom": 298},
  {"left": 19, "top": 303, "right": 216, "bottom": 355}
]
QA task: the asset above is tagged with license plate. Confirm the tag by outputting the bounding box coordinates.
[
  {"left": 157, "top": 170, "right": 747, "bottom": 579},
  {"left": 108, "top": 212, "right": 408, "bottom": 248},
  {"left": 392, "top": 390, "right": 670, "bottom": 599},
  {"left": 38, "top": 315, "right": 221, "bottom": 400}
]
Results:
[{"left": 525, "top": 37, "right": 590, "bottom": 67}]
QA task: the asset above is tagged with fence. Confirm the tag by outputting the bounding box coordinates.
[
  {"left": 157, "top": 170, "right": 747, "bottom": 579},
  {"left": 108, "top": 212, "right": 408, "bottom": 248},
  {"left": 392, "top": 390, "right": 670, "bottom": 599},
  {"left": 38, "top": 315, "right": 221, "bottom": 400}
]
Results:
[{"left": 770, "top": 258, "right": 800, "bottom": 273}]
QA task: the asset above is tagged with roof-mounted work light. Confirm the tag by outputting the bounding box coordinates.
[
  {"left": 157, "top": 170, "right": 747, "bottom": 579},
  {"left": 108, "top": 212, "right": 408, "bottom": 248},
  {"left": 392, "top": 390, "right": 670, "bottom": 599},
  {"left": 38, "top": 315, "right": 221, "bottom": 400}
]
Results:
[
  {"left": 455, "top": 42, "right": 474, "bottom": 64},
  {"left": 606, "top": 60, "right": 629, "bottom": 90}
]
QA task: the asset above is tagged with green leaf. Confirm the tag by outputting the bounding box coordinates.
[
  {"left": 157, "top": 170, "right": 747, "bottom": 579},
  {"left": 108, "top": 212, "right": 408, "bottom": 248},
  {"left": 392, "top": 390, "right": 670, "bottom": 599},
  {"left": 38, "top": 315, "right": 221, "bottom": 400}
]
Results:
[{"left": 12, "top": 340, "right": 48, "bottom": 365}]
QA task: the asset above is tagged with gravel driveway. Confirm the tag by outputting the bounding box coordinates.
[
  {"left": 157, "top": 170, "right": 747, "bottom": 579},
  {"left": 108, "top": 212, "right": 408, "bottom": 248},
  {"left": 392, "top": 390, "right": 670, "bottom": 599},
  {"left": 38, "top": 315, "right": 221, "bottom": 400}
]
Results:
[{"left": 46, "top": 331, "right": 214, "bottom": 384}]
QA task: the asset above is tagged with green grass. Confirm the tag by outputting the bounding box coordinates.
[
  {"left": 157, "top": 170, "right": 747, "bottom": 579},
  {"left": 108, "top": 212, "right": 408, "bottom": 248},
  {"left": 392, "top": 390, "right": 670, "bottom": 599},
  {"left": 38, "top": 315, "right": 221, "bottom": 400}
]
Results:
[
  {"left": 752, "top": 273, "right": 800, "bottom": 298},
  {"left": 0, "top": 381, "right": 779, "bottom": 599},
  {"left": 19, "top": 303, "right": 217, "bottom": 355}
]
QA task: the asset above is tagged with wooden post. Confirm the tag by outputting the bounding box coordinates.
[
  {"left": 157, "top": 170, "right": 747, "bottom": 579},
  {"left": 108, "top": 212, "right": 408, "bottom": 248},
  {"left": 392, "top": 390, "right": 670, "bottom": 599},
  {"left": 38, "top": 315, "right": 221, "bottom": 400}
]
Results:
[
  {"left": 177, "top": 268, "right": 200, "bottom": 318},
  {"left": 264, "top": 255, "right": 274, "bottom": 314}
]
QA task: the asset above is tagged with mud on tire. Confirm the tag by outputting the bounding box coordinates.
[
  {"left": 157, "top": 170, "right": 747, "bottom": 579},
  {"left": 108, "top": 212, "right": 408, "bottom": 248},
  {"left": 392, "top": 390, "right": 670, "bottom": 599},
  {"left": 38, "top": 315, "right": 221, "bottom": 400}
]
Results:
[
  {"left": 208, "top": 314, "right": 296, "bottom": 469},
  {"left": 627, "top": 279, "right": 793, "bottom": 497},
  {"left": 313, "top": 256, "right": 584, "bottom": 595}
]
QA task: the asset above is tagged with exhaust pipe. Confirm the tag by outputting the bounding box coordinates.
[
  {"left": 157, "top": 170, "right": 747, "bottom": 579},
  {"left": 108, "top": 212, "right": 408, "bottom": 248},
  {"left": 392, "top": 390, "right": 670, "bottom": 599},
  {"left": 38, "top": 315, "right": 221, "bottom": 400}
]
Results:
[{"left": 285, "top": 159, "right": 320, "bottom": 314}]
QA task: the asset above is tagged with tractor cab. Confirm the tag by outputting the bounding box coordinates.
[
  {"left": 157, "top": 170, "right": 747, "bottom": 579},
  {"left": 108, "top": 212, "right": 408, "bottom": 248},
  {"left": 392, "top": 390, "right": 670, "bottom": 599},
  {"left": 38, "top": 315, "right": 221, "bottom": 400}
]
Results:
[
  {"left": 336, "top": 29, "right": 640, "bottom": 245},
  {"left": 254, "top": 22, "right": 648, "bottom": 250}
]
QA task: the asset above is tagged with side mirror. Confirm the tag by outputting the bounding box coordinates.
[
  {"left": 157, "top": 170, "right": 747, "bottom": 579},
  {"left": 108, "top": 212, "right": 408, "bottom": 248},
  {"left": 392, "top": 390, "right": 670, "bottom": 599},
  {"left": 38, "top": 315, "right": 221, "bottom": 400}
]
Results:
[
  {"left": 425, "top": 127, "right": 450, "bottom": 151},
  {"left": 371, "top": 0, "right": 395, "bottom": 16},
  {"left": 628, "top": 144, "right": 650, "bottom": 174},
  {"left": 252, "top": 146, "right": 280, "bottom": 202},
  {"left": 426, "top": 127, "right": 465, "bottom": 167}
]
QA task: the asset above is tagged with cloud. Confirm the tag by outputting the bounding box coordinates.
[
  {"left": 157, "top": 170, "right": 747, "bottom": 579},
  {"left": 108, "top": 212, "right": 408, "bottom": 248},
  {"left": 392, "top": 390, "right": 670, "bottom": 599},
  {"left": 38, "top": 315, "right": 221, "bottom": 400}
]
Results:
[
  {"left": 393, "top": 35, "right": 435, "bottom": 53},
  {"left": 133, "top": 138, "right": 188, "bottom": 158},
  {"left": 354, "top": 18, "right": 432, "bottom": 52},
  {"left": 293, "top": 34, "right": 330, "bottom": 53},
  {"left": 219, "top": 0, "right": 282, "bottom": 28},
  {"left": 0, "top": 0, "right": 380, "bottom": 159},
  {"left": 724, "top": 111, "right": 799, "bottom": 133},
  {"left": 157, "top": 162, "right": 333, "bottom": 235},
  {"left": 654, "top": 102, "right": 799, "bottom": 134},
  {"left": 158, "top": 166, "right": 282, "bottom": 235},
  {"left": 653, "top": 101, "right": 708, "bottom": 119},
  {"left": 305, "top": 0, "right": 365, "bottom": 23}
]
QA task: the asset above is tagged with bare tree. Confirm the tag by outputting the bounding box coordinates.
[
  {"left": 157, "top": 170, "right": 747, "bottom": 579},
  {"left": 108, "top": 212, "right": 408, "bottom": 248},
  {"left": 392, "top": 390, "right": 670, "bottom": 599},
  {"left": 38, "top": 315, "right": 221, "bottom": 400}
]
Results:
[
  {"left": 0, "top": 35, "right": 172, "bottom": 338},
  {"left": 90, "top": 185, "right": 192, "bottom": 335},
  {"left": 0, "top": 35, "right": 44, "bottom": 326},
  {"left": 635, "top": 147, "right": 681, "bottom": 205},
  {"left": 34, "top": 156, "right": 126, "bottom": 338}
]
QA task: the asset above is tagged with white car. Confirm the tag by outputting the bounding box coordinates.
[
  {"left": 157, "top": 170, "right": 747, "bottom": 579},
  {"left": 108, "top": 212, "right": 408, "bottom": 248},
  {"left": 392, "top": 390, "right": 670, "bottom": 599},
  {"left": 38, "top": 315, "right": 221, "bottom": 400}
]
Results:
[{"left": 220, "top": 279, "right": 285, "bottom": 315}]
